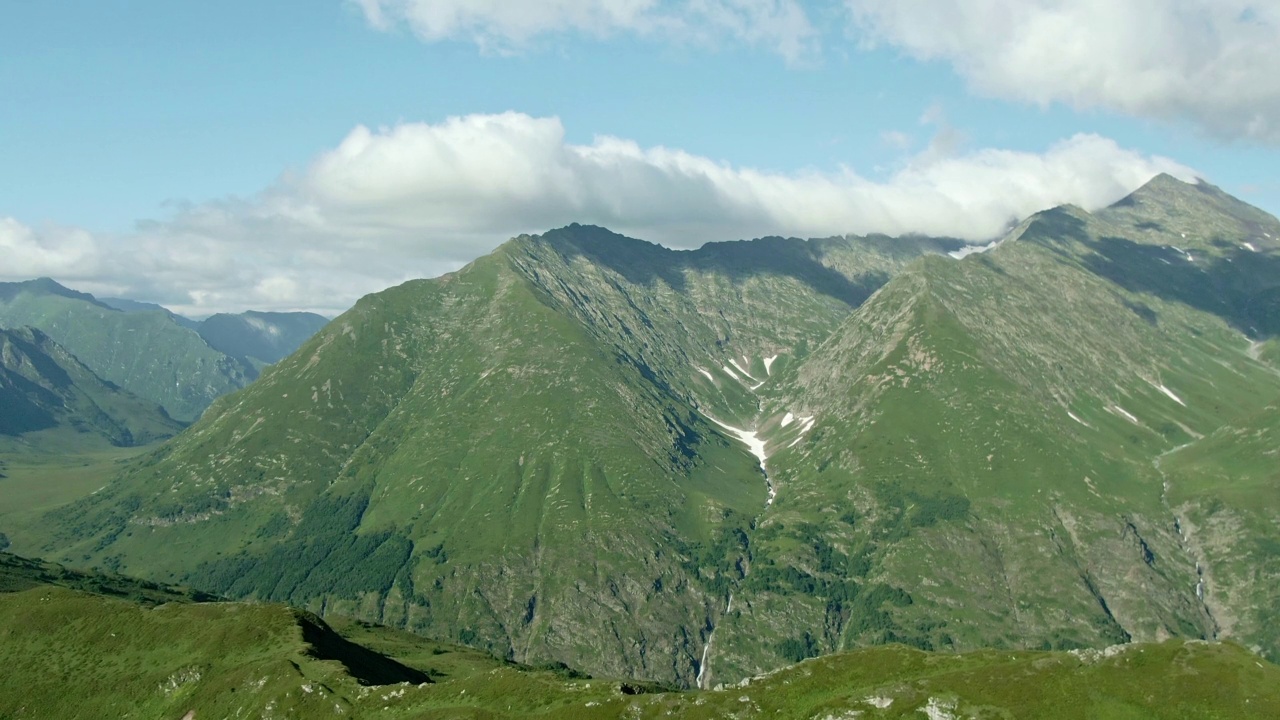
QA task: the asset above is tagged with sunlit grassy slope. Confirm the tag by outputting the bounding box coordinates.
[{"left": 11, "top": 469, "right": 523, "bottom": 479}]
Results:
[{"left": 2, "top": 551, "right": 1278, "bottom": 720}]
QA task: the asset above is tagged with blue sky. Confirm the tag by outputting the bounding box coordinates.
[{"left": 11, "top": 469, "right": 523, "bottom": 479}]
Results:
[{"left": 2, "top": 0, "right": 1278, "bottom": 313}]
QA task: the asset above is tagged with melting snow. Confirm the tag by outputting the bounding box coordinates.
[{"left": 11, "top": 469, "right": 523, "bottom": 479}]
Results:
[
  {"left": 706, "top": 416, "right": 768, "bottom": 472},
  {"left": 763, "top": 355, "right": 779, "bottom": 374},
  {"left": 705, "top": 414, "right": 775, "bottom": 505},
  {"left": 799, "top": 416, "right": 816, "bottom": 434},
  {"left": 1110, "top": 406, "right": 1140, "bottom": 424},
  {"left": 728, "top": 358, "right": 757, "bottom": 381},
  {"left": 864, "top": 697, "right": 893, "bottom": 709},
  {"left": 1244, "top": 242, "right": 1259, "bottom": 252},
  {"left": 722, "top": 365, "right": 741, "bottom": 381},
  {"left": 1068, "top": 411, "right": 1090, "bottom": 427},
  {"left": 781, "top": 412, "right": 795, "bottom": 428},
  {"left": 696, "top": 367, "right": 715, "bottom": 383},
  {"left": 1149, "top": 381, "right": 1187, "bottom": 407}
]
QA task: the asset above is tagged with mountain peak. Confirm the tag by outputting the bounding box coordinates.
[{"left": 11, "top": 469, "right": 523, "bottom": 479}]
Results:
[{"left": 0, "top": 277, "right": 111, "bottom": 308}]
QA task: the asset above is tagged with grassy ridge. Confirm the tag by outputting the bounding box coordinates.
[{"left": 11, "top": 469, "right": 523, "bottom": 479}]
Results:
[{"left": 2, "top": 551, "right": 1278, "bottom": 719}]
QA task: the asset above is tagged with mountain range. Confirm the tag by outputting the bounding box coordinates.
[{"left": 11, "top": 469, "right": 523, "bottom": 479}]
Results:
[
  {"left": 0, "top": 279, "right": 328, "bottom": 421},
  {"left": 6, "top": 174, "right": 1279, "bottom": 690}
]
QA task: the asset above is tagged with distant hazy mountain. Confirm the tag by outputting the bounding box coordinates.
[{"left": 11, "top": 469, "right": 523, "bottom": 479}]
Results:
[
  {"left": 0, "top": 280, "right": 329, "bottom": 421},
  {"left": 0, "top": 326, "right": 183, "bottom": 446},
  {"left": 99, "top": 297, "right": 200, "bottom": 330},
  {"left": 195, "top": 310, "right": 330, "bottom": 366},
  {"left": 36, "top": 175, "right": 1280, "bottom": 687}
]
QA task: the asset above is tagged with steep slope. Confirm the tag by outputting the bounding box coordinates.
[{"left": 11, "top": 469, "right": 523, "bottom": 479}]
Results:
[
  {"left": 1160, "top": 401, "right": 1280, "bottom": 661},
  {"left": 0, "top": 327, "right": 183, "bottom": 447},
  {"left": 196, "top": 310, "right": 330, "bottom": 366},
  {"left": 38, "top": 229, "right": 951, "bottom": 685},
  {"left": 692, "top": 182, "right": 1280, "bottom": 683},
  {"left": 0, "top": 279, "right": 252, "bottom": 421},
  {"left": 29, "top": 177, "right": 1280, "bottom": 686}
]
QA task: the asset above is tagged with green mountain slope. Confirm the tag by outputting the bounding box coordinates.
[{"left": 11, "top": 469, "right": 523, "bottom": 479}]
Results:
[
  {"left": 26, "top": 175, "right": 1280, "bottom": 686},
  {"left": 0, "top": 279, "right": 253, "bottom": 421},
  {"left": 1, "top": 281, "right": 331, "bottom": 421},
  {"left": 37, "top": 230, "right": 951, "bottom": 685},
  {"left": 2, "top": 550, "right": 1277, "bottom": 719},
  {"left": 0, "top": 327, "right": 183, "bottom": 447}
]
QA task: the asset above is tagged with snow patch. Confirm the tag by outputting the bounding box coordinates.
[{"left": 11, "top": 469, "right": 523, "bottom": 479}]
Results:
[
  {"left": 1110, "top": 406, "right": 1140, "bottom": 424},
  {"left": 763, "top": 355, "right": 779, "bottom": 374},
  {"left": 781, "top": 412, "right": 795, "bottom": 428},
  {"left": 696, "top": 367, "right": 715, "bottom": 383},
  {"left": 864, "top": 696, "right": 893, "bottom": 709},
  {"left": 1148, "top": 380, "right": 1187, "bottom": 407},
  {"left": 799, "top": 416, "right": 816, "bottom": 434},
  {"left": 704, "top": 414, "right": 775, "bottom": 505},
  {"left": 1067, "top": 411, "right": 1090, "bottom": 427},
  {"left": 728, "top": 358, "right": 757, "bottom": 381},
  {"left": 1244, "top": 242, "right": 1259, "bottom": 252},
  {"left": 722, "top": 365, "right": 741, "bottom": 381}
]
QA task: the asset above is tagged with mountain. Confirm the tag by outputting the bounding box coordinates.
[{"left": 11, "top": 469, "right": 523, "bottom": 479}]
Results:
[
  {"left": 0, "top": 327, "right": 183, "bottom": 448},
  {"left": 195, "top": 310, "right": 330, "bottom": 366},
  {"left": 0, "top": 279, "right": 254, "bottom": 421},
  {"left": 2, "top": 550, "right": 1276, "bottom": 719},
  {"left": 99, "top": 296, "right": 201, "bottom": 330},
  {"left": 31, "top": 176, "right": 1280, "bottom": 686},
  {"left": 0, "top": 280, "right": 330, "bottom": 422}
]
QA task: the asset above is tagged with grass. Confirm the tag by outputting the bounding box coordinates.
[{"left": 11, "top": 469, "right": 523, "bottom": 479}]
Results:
[{"left": 2, "top": 552, "right": 1279, "bottom": 719}]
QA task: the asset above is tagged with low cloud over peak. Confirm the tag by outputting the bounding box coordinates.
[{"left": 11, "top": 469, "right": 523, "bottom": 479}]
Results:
[{"left": 1, "top": 113, "right": 1190, "bottom": 315}]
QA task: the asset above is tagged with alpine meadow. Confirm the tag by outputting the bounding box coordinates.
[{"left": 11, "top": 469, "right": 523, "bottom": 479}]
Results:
[{"left": 3, "top": 1, "right": 1280, "bottom": 718}]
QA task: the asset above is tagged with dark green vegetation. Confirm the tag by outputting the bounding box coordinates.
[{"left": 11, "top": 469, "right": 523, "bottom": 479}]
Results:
[
  {"left": 12, "top": 175, "right": 1280, "bottom": 691},
  {"left": 2, "top": 551, "right": 1278, "bottom": 719},
  {"left": 0, "top": 279, "right": 327, "bottom": 420}
]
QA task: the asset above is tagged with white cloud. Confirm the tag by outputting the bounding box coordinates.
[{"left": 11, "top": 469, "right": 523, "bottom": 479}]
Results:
[
  {"left": 353, "top": 0, "right": 818, "bottom": 62},
  {"left": 0, "top": 219, "right": 102, "bottom": 280},
  {"left": 4, "top": 113, "right": 1192, "bottom": 315},
  {"left": 847, "top": 0, "right": 1280, "bottom": 142}
]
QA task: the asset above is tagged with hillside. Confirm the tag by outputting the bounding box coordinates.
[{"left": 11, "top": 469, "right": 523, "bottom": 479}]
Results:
[
  {"left": 28, "top": 175, "right": 1280, "bottom": 686},
  {"left": 0, "top": 279, "right": 254, "bottom": 421},
  {"left": 1, "top": 551, "right": 1277, "bottom": 719},
  {"left": 0, "top": 326, "right": 183, "bottom": 448}
]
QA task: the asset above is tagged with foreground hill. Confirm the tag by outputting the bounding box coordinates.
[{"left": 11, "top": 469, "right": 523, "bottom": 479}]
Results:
[
  {"left": 0, "top": 326, "right": 183, "bottom": 448},
  {"left": 31, "top": 175, "right": 1280, "bottom": 686},
  {"left": 2, "top": 551, "right": 1277, "bottom": 719}
]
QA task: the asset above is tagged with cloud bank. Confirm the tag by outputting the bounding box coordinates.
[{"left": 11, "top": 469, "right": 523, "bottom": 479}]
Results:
[
  {"left": 846, "top": 0, "right": 1280, "bottom": 142},
  {"left": 1, "top": 113, "right": 1191, "bottom": 315},
  {"left": 355, "top": 1, "right": 1280, "bottom": 142}
]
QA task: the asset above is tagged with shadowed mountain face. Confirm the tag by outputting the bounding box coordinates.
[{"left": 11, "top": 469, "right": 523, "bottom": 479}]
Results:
[
  {"left": 0, "top": 327, "right": 183, "bottom": 446},
  {"left": 32, "top": 176, "right": 1280, "bottom": 686}
]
